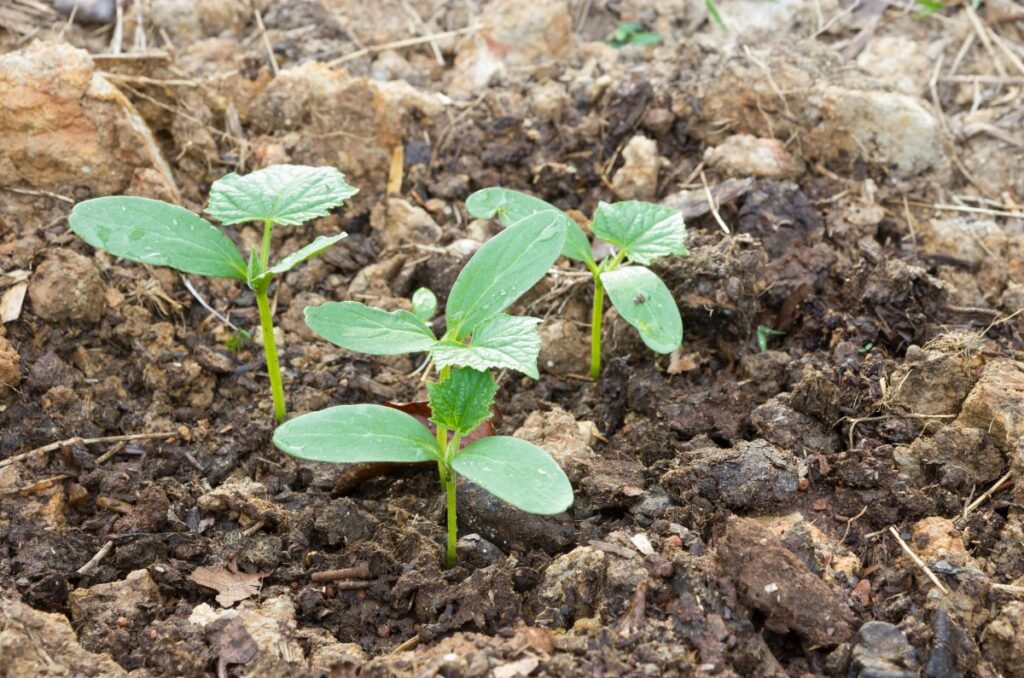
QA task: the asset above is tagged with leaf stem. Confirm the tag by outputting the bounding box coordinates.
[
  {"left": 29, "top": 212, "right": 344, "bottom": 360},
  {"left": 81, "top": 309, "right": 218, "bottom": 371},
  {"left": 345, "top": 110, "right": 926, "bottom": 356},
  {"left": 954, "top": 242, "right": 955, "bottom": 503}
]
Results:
[
  {"left": 259, "top": 219, "right": 273, "bottom": 269},
  {"left": 255, "top": 286, "right": 286, "bottom": 423},
  {"left": 590, "top": 276, "right": 605, "bottom": 380},
  {"left": 444, "top": 466, "right": 457, "bottom": 568}
]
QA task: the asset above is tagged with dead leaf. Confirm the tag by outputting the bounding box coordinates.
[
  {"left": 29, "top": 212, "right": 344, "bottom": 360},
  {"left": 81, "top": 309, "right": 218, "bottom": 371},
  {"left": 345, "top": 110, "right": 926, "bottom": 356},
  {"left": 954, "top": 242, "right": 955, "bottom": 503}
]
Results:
[
  {"left": 492, "top": 656, "right": 539, "bottom": 678},
  {"left": 190, "top": 565, "right": 264, "bottom": 608}
]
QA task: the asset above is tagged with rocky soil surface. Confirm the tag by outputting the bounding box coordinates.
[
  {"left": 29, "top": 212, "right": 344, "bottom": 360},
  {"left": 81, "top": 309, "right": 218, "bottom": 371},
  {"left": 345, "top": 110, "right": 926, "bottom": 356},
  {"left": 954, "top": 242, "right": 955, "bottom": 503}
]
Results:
[{"left": 2, "top": 1, "right": 1024, "bottom": 676}]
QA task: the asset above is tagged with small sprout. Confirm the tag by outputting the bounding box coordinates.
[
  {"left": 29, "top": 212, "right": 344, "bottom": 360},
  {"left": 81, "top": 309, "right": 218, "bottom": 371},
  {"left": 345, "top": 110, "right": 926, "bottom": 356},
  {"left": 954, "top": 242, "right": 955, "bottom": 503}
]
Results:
[
  {"left": 467, "top": 188, "right": 687, "bottom": 379},
  {"left": 607, "top": 22, "right": 663, "bottom": 48},
  {"left": 68, "top": 164, "right": 357, "bottom": 422},
  {"left": 756, "top": 325, "right": 785, "bottom": 353},
  {"left": 412, "top": 287, "right": 437, "bottom": 322},
  {"left": 859, "top": 342, "right": 874, "bottom": 354},
  {"left": 225, "top": 328, "right": 252, "bottom": 354},
  {"left": 276, "top": 209, "right": 574, "bottom": 567}
]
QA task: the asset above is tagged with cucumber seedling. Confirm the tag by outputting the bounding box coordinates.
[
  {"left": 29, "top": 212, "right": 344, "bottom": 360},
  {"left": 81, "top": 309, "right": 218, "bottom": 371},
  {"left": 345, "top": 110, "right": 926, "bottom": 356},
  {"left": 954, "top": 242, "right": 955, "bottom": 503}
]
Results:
[
  {"left": 272, "top": 211, "right": 574, "bottom": 567},
  {"left": 68, "top": 164, "right": 357, "bottom": 422},
  {"left": 466, "top": 188, "right": 686, "bottom": 379}
]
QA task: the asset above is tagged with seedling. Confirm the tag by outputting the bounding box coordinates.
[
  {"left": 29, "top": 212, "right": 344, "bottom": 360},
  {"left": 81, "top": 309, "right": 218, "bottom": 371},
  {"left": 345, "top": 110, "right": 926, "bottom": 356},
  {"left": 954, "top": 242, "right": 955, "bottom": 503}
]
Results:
[
  {"left": 273, "top": 211, "right": 574, "bottom": 567},
  {"left": 607, "top": 22, "right": 663, "bottom": 48},
  {"left": 466, "top": 188, "right": 686, "bottom": 379},
  {"left": 756, "top": 325, "right": 785, "bottom": 353},
  {"left": 68, "top": 164, "right": 357, "bottom": 422}
]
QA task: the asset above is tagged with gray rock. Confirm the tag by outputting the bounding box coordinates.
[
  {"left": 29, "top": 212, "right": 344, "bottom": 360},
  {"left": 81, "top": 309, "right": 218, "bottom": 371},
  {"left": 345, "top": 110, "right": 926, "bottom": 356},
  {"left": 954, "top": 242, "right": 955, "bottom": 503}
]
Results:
[{"left": 849, "top": 621, "right": 918, "bottom": 678}]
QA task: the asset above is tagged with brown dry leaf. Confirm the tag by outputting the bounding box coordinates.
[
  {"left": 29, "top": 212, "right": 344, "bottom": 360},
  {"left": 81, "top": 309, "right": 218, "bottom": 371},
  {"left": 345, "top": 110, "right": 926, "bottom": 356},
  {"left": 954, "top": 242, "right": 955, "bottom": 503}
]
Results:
[{"left": 190, "top": 565, "right": 265, "bottom": 608}]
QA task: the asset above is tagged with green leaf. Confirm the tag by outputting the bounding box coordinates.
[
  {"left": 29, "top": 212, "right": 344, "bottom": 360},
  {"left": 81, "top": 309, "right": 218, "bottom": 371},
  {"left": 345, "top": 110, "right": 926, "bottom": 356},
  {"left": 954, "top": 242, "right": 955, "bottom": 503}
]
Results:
[
  {"left": 453, "top": 436, "right": 573, "bottom": 514},
  {"left": 427, "top": 367, "right": 498, "bottom": 437},
  {"left": 591, "top": 201, "right": 687, "bottom": 265},
  {"left": 304, "top": 301, "right": 436, "bottom": 355},
  {"left": 466, "top": 187, "right": 593, "bottom": 265},
  {"left": 206, "top": 165, "right": 358, "bottom": 226},
  {"left": 412, "top": 287, "right": 437, "bottom": 322},
  {"left": 446, "top": 211, "right": 566, "bottom": 338},
  {"left": 706, "top": 0, "right": 725, "bottom": 29},
  {"left": 432, "top": 314, "right": 542, "bottom": 379},
  {"left": 68, "top": 196, "right": 246, "bottom": 280},
  {"left": 250, "top": 233, "right": 347, "bottom": 287},
  {"left": 273, "top": 404, "right": 440, "bottom": 463},
  {"left": 601, "top": 265, "right": 682, "bottom": 354},
  {"left": 627, "top": 32, "right": 663, "bottom": 46}
]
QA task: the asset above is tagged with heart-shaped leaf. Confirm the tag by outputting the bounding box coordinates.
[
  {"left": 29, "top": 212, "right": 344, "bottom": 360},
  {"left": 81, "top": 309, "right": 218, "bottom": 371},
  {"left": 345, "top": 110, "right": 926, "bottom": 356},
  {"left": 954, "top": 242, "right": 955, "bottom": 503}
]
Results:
[
  {"left": 446, "top": 211, "right": 566, "bottom": 338},
  {"left": 453, "top": 436, "right": 573, "bottom": 514},
  {"left": 273, "top": 404, "right": 441, "bottom": 463},
  {"left": 601, "top": 265, "right": 682, "bottom": 354},
  {"left": 69, "top": 196, "right": 247, "bottom": 280},
  {"left": 206, "top": 165, "right": 358, "bottom": 226},
  {"left": 304, "top": 301, "right": 437, "bottom": 355},
  {"left": 591, "top": 201, "right": 686, "bottom": 265},
  {"left": 431, "top": 314, "right": 542, "bottom": 378},
  {"left": 466, "top": 187, "right": 594, "bottom": 265},
  {"left": 427, "top": 367, "right": 498, "bottom": 437}
]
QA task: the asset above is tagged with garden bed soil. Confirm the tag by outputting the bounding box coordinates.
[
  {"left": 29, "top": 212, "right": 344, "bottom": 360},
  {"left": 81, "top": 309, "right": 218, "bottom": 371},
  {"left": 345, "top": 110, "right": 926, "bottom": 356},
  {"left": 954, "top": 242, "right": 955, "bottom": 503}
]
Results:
[{"left": 2, "top": 1, "right": 1024, "bottom": 676}]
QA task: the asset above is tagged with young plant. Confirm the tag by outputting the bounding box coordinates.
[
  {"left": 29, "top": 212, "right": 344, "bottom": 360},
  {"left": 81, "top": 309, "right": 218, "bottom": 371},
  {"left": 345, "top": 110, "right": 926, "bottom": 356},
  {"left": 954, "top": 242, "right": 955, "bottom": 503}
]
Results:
[
  {"left": 67, "top": 164, "right": 357, "bottom": 422},
  {"left": 272, "top": 211, "right": 574, "bottom": 567},
  {"left": 466, "top": 188, "right": 686, "bottom": 379}
]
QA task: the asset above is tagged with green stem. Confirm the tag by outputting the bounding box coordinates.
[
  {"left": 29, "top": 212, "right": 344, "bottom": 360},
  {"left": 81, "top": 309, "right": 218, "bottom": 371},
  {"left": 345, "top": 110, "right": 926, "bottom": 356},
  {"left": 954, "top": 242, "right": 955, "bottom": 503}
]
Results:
[
  {"left": 444, "top": 467, "right": 457, "bottom": 568},
  {"left": 259, "top": 219, "right": 273, "bottom": 269},
  {"left": 255, "top": 286, "right": 286, "bottom": 423},
  {"left": 590, "top": 276, "right": 605, "bottom": 380}
]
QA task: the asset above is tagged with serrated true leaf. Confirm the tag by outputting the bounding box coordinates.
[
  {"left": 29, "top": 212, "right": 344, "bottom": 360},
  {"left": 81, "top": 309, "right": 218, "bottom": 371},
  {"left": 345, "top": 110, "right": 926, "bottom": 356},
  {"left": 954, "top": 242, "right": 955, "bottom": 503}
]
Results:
[
  {"left": 250, "top": 233, "right": 347, "bottom": 287},
  {"left": 68, "top": 196, "right": 247, "bottom": 280},
  {"left": 411, "top": 287, "right": 437, "bottom": 322},
  {"left": 431, "top": 314, "right": 541, "bottom": 378},
  {"left": 601, "top": 265, "right": 682, "bottom": 354},
  {"left": 453, "top": 436, "right": 573, "bottom": 514},
  {"left": 273, "top": 404, "right": 441, "bottom": 463},
  {"left": 427, "top": 367, "right": 498, "bottom": 437},
  {"left": 591, "top": 201, "right": 686, "bottom": 265},
  {"left": 466, "top": 187, "right": 593, "bottom": 264},
  {"left": 206, "top": 165, "right": 358, "bottom": 226},
  {"left": 446, "top": 211, "right": 566, "bottom": 338},
  {"left": 304, "top": 301, "right": 436, "bottom": 355}
]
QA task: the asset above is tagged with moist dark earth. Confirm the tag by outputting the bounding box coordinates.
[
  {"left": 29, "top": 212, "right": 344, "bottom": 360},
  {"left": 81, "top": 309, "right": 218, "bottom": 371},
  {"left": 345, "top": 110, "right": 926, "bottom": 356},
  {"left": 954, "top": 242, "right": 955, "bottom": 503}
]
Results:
[{"left": 2, "top": 1, "right": 1024, "bottom": 677}]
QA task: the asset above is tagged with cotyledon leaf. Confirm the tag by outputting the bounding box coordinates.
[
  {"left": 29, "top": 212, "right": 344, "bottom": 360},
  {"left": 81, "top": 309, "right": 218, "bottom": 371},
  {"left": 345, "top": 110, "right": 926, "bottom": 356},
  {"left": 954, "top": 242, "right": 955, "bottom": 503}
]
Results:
[
  {"left": 453, "top": 436, "right": 574, "bottom": 514},
  {"left": 273, "top": 404, "right": 441, "bottom": 463},
  {"left": 601, "top": 265, "right": 682, "bottom": 354},
  {"left": 206, "top": 165, "right": 358, "bottom": 226},
  {"left": 466, "top": 187, "right": 594, "bottom": 265},
  {"left": 445, "top": 210, "right": 566, "bottom": 338},
  {"left": 68, "top": 196, "right": 246, "bottom": 280},
  {"left": 304, "top": 301, "right": 437, "bottom": 355}
]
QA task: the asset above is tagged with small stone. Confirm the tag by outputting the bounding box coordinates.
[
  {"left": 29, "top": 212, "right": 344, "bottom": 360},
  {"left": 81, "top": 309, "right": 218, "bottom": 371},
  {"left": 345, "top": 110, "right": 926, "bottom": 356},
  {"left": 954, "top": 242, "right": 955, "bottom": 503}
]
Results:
[
  {"left": 611, "top": 135, "right": 660, "bottom": 201},
  {"left": 910, "top": 517, "right": 973, "bottom": 568},
  {"left": 849, "top": 621, "right": 918, "bottom": 677},
  {"left": 371, "top": 197, "right": 443, "bottom": 249},
  {"left": 704, "top": 134, "right": 803, "bottom": 179},
  {"left": 0, "top": 331, "right": 19, "bottom": 400},
  {"left": 533, "top": 547, "right": 606, "bottom": 628},
  {"left": 29, "top": 249, "right": 105, "bottom": 324},
  {"left": 955, "top": 359, "right": 1024, "bottom": 451}
]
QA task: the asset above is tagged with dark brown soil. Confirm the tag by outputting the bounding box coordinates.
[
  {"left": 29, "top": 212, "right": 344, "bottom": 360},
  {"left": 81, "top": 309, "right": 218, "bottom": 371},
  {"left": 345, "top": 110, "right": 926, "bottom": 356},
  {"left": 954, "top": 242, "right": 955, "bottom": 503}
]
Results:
[{"left": 2, "top": 2, "right": 1024, "bottom": 677}]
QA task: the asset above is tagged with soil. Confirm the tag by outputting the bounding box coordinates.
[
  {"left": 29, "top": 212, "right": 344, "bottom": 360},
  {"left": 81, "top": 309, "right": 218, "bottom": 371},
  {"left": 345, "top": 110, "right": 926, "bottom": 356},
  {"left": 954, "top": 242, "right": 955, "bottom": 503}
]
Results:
[{"left": 2, "top": 1, "right": 1024, "bottom": 677}]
